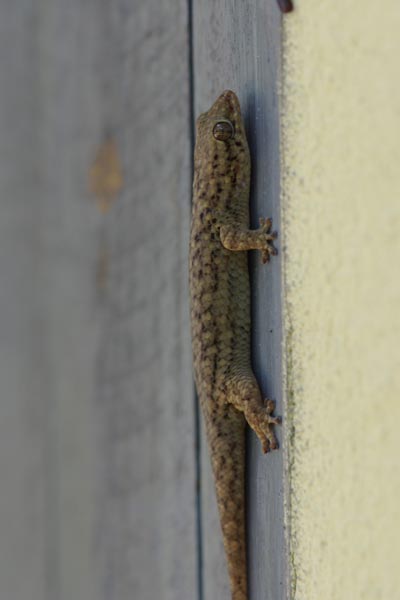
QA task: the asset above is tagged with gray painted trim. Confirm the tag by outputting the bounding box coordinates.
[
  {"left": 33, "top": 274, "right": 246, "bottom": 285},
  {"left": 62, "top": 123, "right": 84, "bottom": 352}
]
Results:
[{"left": 192, "top": 1, "right": 287, "bottom": 598}]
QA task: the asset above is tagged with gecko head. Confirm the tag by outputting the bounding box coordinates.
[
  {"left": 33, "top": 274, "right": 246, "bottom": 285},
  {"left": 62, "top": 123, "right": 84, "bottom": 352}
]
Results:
[{"left": 195, "top": 90, "right": 250, "bottom": 178}]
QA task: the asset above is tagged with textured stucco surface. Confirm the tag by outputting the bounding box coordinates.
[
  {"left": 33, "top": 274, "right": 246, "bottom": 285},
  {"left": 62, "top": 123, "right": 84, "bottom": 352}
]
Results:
[{"left": 281, "top": 2, "right": 400, "bottom": 599}]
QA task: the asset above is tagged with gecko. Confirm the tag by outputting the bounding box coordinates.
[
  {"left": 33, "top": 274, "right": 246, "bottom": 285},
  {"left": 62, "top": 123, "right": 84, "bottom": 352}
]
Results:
[{"left": 189, "top": 90, "right": 280, "bottom": 600}]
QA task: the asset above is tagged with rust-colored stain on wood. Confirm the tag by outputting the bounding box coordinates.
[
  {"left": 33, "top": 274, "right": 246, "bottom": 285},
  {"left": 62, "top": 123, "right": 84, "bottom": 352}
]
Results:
[{"left": 89, "top": 137, "right": 123, "bottom": 212}]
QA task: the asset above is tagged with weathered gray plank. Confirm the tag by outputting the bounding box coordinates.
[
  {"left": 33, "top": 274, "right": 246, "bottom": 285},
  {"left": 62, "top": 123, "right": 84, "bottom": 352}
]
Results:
[
  {"left": 0, "top": 2, "right": 48, "bottom": 598},
  {"left": 0, "top": 1, "right": 196, "bottom": 600},
  {"left": 83, "top": 1, "right": 197, "bottom": 598},
  {"left": 192, "top": 2, "right": 286, "bottom": 599}
]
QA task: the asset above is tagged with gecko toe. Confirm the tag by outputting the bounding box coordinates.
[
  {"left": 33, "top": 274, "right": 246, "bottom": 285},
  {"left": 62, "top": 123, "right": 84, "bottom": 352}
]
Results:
[
  {"left": 261, "top": 242, "right": 278, "bottom": 264},
  {"left": 264, "top": 398, "right": 276, "bottom": 412},
  {"left": 259, "top": 216, "right": 273, "bottom": 232},
  {"left": 262, "top": 438, "right": 270, "bottom": 453},
  {"left": 262, "top": 431, "right": 279, "bottom": 453},
  {"left": 261, "top": 250, "right": 270, "bottom": 264},
  {"left": 269, "top": 435, "right": 279, "bottom": 450}
]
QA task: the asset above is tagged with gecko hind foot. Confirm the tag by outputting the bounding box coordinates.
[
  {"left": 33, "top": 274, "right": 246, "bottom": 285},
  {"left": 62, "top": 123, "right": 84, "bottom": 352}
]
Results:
[
  {"left": 260, "top": 399, "right": 281, "bottom": 453},
  {"left": 264, "top": 398, "right": 282, "bottom": 424},
  {"left": 244, "top": 397, "right": 281, "bottom": 453}
]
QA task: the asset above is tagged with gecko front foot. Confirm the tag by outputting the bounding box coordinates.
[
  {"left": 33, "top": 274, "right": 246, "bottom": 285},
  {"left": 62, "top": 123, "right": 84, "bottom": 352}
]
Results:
[{"left": 259, "top": 217, "right": 278, "bottom": 264}]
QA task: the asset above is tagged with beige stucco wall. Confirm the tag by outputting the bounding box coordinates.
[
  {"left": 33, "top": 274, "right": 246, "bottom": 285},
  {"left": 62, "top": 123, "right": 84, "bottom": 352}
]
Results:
[{"left": 281, "top": 2, "right": 400, "bottom": 598}]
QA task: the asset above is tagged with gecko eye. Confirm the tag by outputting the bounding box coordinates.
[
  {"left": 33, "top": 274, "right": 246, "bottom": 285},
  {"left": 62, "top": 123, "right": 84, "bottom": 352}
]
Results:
[{"left": 213, "top": 120, "right": 234, "bottom": 141}]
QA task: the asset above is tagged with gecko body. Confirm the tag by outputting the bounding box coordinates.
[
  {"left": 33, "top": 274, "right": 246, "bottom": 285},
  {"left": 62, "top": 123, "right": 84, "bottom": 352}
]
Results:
[{"left": 189, "top": 90, "right": 280, "bottom": 600}]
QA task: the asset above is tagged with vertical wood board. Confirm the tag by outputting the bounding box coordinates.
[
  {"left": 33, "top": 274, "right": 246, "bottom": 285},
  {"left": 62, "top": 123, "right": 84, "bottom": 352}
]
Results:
[
  {"left": 0, "top": 1, "right": 197, "bottom": 600},
  {"left": 91, "top": 2, "right": 197, "bottom": 599},
  {"left": 192, "top": 1, "right": 286, "bottom": 598}
]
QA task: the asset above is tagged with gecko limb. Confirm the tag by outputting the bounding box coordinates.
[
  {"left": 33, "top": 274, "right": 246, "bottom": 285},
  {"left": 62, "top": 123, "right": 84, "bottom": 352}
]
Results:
[
  {"left": 220, "top": 217, "right": 278, "bottom": 264},
  {"left": 226, "top": 376, "right": 281, "bottom": 453}
]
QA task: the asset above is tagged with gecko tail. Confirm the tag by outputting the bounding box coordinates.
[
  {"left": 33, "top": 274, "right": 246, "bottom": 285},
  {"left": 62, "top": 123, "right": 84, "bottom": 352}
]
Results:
[{"left": 204, "top": 404, "right": 248, "bottom": 600}]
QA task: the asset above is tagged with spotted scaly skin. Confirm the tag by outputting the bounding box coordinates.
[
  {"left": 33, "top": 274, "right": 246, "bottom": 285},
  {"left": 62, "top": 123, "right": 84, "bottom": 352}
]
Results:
[{"left": 189, "top": 90, "right": 280, "bottom": 600}]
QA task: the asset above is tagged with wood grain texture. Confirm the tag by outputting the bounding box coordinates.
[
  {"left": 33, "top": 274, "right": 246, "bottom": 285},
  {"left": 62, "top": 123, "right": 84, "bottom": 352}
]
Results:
[
  {"left": 192, "top": 1, "right": 287, "bottom": 598},
  {"left": 91, "top": 2, "right": 196, "bottom": 598},
  {"left": 0, "top": 5, "right": 47, "bottom": 599},
  {"left": 0, "top": 1, "right": 196, "bottom": 600}
]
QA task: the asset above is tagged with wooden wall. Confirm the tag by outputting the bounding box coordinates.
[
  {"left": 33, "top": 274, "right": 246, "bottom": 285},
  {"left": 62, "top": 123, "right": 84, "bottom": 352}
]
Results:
[{"left": 0, "top": 1, "right": 286, "bottom": 598}]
